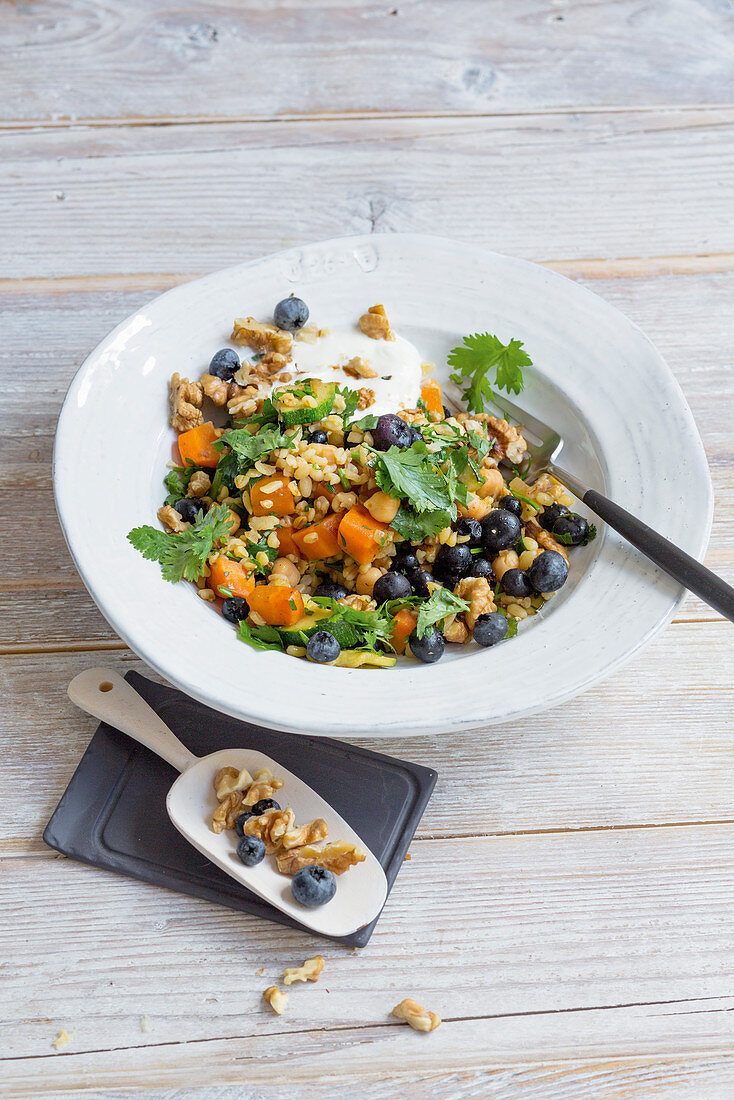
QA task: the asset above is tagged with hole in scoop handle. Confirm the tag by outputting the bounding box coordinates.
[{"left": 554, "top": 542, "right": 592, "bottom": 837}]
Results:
[{"left": 67, "top": 668, "right": 198, "bottom": 773}]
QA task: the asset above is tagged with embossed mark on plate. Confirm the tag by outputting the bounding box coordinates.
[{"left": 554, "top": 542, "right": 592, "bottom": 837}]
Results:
[{"left": 279, "top": 244, "right": 379, "bottom": 283}]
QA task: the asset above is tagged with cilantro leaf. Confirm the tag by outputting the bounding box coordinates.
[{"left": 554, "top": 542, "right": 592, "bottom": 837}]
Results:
[
  {"left": 309, "top": 597, "right": 394, "bottom": 652},
  {"left": 163, "top": 465, "right": 199, "bottom": 506},
  {"left": 336, "top": 385, "right": 361, "bottom": 425},
  {"left": 370, "top": 442, "right": 455, "bottom": 514},
  {"left": 215, "top": 424, "right": 296, "bottom": 469},
  {"left": 554, "top": 521, "right": 597, "bottom": 547},
  {"left": 238, "top": 621, "right": 284, "bottom": 652},
  {"left": 415, "top": 588, "right": 469, "bottom": 639},
  {"left": 448, "top": 332, "right": 531, "bottom": 413},
  {"left": 209, "top": 449, "right": 239, "bottom": 500},
  {"left": 127, "top": 503, "right": 236, "bottom": 583},
  {"left": 390, "top": 504, "right": 452, "bottom": 541},
  {"left": 349, "top": 413, "right": 380, "bottom": 431}
]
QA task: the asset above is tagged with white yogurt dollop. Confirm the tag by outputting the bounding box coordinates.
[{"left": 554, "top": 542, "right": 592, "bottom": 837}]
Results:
[{"left": 288, "top": 329, "right": 423, "bottom": 418}]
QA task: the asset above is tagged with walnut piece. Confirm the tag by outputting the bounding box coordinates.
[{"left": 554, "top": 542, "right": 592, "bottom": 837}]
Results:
[
  {"left": 392, "top": 998, "right": 441, "bottom": 1032},
  {"left": 214, "top": 766, "right": 254, "bottom": 801},
  {"left": 157, "top": 504, "right": 188, "bottom": 533},
  {"left": 485, "top": 415, "right": 527, "bottom": 464},
  {"left": 357, "top": 387, "right": 376, "bottom": 410},
  {"left": 211, "top": 790, "right": 246, "bottom": 834},
  {"left": 455, "top": 576, "right": 496, "bottom": 631},
  {"left": 343, "top": 355, "right": 378, "bottom": 380},
  {"left": 188, "top": 470, "right": 212, "bottom": 497},
  {"left": 52, "top": 1029, "right": 70, "bottom": 1051},
  {"left": 242, "top": 768, "right": 285, "bottom": 807},
  {"left": 359, "top": 303, "right": 395, "bottom": 341},
  {"left": 276, "top": 840, "right": 366, "bottom": 876},
  {"left": 263, "top": 986, "right": 289, "bottom": 1015},
  {"left": 260, "top": 351, "right": 290, "bottom": 374},
  {"left": 169, "top": 373, "right": 204, "bottom": 431},
  {"left": 243, "top": 807, "right": 297, "bottom": 852},
  {"left": 231, "top": 317, "right": 293, "bottom": 357},
  {"left": 443, "top": 617, "right": 469, "bottom": 644},
  {"left": 200, "top": 372, "right": 230, "bottom": 407},
  {"left": 296, "top": 323, "right": 331, "bottom": 344},
  {"left": 283, "top": 955, "right": 325, "bottom": 985},
  {"left": 281, "top": 817, "right": 329, "bottom": 851}
]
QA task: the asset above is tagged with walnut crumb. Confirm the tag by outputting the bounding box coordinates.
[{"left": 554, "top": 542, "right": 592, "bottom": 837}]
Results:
[
  {"left": 296, "top": 323, "right": 331, "bottom": 344},
  {"left": 343, "top": 355, "right": 378, "bottom": 380},
  {"left": 392, "top": 998, "right": 441, "bottom": 1032},
  {"left": 157, "top": 504, "right": 188, "bottom": 533},
  {"left": 283, "top": 955, "right": 325, "bottom": 985},
  {"left": 357, "top": 387, "right": 376, "bottom": 410},
  {"left": 256, "top": 967, "right": 265, "bottom": 976},
  {"left": 263, "top": 986, "right": 289, "bottom": 1015},
  {"left": 200, "top": 372, "right": 230, "bottom": 407},
  {"left": 276, "top": 840, "right": 366, "bottom": 876},
  {"left": 52, "top": 1029, "right": 70, "bottom": 1052},
  {"left": 359, "top": 303, "right": 395, "bottom": 341}
]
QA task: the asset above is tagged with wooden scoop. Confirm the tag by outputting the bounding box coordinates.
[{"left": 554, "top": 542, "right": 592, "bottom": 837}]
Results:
[{"left": 67, "top": 668, "right": 388, "bottom": 937}]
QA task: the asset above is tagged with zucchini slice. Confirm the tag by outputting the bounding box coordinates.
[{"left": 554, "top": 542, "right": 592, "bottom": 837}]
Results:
[
  {"left": 279, "top": 609, "right": 358, "bottom": 648},
  {"left": 274, "top": 379, "right": 336, "bottom": 427}
]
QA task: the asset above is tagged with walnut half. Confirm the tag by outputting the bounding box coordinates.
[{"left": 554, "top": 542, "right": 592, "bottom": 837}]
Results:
[
  {"left": 392, "top": 998, "right": 441, "bottom": 1032},
  {"left": 169, "top": 373, "right": 203, "bottom": 431},
  {"left": 276, "top": 840, "right": 366, "bottom": 876},
  {"left": 231, "top": 317, "right": 293, "bottom": 357}
]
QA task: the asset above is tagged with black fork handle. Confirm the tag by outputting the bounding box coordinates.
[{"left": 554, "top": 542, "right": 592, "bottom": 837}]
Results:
[{"left": 582, "top": 489, "right": 734, "bottom": 623}]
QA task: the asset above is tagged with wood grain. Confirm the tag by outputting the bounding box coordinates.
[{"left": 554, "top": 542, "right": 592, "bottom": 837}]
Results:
[
  {"left": 2, "top": 625, "right": 733, "bottom": 857},
  {"left": 2, "top": 0, "right": 734, "bottom": 125},
  {"left": 5, "top": 822, "right": 734, "bottom": 1066},
  {"left": 2, "top": 110, "right": 734, "bottom": 280}
]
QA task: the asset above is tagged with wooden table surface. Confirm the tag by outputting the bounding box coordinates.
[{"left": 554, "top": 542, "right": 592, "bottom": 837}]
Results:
[{"left": 2, "top": 3, "right": 734, "bottom": 1096}]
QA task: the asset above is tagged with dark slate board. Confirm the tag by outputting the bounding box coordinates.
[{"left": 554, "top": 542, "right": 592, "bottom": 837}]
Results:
[{"left": 44, "top": 671, "right": 437, "bottom": 947}]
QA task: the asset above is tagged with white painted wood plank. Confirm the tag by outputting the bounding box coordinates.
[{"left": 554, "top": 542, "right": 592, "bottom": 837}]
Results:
[
  {"left": 2, "top": 622, "right": 733, "bottom": 851},
  {"left": 2, "top": 111, "right": 734, "bottom": 279},
  {"left": 4, "top": 823, "right": 734, "bottom": 1068},
  {"left": 2, "top": 0, "right": 733, "bottom": 124}
]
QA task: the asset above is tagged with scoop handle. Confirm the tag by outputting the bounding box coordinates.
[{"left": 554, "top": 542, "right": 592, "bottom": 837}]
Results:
[{"left": 68, "top": 668, "right": 198, "bottom": 773}]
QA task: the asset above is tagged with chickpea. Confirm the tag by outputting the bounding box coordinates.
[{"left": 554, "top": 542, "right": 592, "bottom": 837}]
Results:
[
  {"left": 492, "top": 549, "right": 519, "bottom": 581},
  {"left": 364, "top": 491, "right": 400, "bottom": 524},
  {"left": 477, "top": 467, "right": 505, "bottom": 499},
  {"left": 269, "top": 557, "right": 300, "bottom": 587},
  {"left": 356, "top": 566, "right": 382, "bottom": 597}
]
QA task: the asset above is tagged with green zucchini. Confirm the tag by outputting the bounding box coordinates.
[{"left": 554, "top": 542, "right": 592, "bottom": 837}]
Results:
[
  {"left": 274, "top": 379, "right": 336, "bottom": 427},
  {"left": 279, "top": 609, "right": 358, "bottom": 648}
]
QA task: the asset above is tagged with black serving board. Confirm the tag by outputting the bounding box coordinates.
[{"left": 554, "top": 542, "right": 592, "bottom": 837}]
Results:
[{"left": 44, "top": 671, "right": 437, "bottom": 947}]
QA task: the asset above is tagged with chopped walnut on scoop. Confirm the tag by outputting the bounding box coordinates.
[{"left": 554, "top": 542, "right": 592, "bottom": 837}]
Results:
[
  {"left": 231, "top": 317, "right": 293, "bottom": 357},
  {"left": 276, "top": 840, "right": 366, "bottom": 876},
  {"left": 169, "top": 373, "right": 204, "bottom": 432},
  {"left": 243, "top": 807, "right": 297, "bottom": 852},
  {"left": 242, "top": 768, "right": 285, "bottom": 807},
  {"left": 281, "top": 817, "right": 329, "bottom": 851},
  {"left": 359, "top": 303, "right": 395, "bottom": 341},
  {"left": 392, "top": 998, "right": 441, "bottom": 1032},
  {"left": 283, "top": 955, "right": 325, "bottom": 985},
  {"left": 214, "top": 766, "right": 254, "bottom": 801},
  {"left": 263, "top": 986, "right": 289, "bottom": 1015}
]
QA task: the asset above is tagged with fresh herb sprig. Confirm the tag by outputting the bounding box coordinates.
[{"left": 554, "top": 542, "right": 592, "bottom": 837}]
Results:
[
  {"left": 448, "top": 332, "right": 531, "bottom": 413},
  {"left": 163, "top": 465, "right": 199, "bottom": 506},
  {"left": 414, "top": 588, "right": 469, "bottom": 638},
  {"left": 127, "top": 503, "right": 236, "bottom": 583}
]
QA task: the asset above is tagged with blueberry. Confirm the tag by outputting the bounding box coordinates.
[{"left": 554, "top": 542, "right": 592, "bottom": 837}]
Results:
[
  {"left": 408, "top": 627, "right": 445, "bottom": 663},
  {"left": 390, "top": 549, "right": 420, "bottom": 575},
  {"left": 371, "top": 413, "right": 413, "bottom": 451},
  {"left": 373, "top": 571, "right": 412, "bottom": 604},
  {"left": 498, "top": 495, "right": 523, "bottom": 519},
  {"left": 539, "top": 503, "right": 570, "bottom": 532},
  {"left": 552, "top": 513, "right": 590, "bottom": 547},
  {"left": 307, "top": 630, "right": 341, "bottom": 664},
  {"left": 481, "top": 509, "right": 522, "bottom": 553},
  {"left": 501, "top": 568, "right": 534, "bottom": 597},
  {"left": 174, "top": 497, "right": 203, "bottom": 523},
  {"left": 222, "top": 596, "right": 250, "bottom": 624},
  {"left": 208, "top": 348, "right": 240, "bottom": 381},
  {"left": 308, "top": 429, "right": 328, "bottom": 444},
  {"left": 274, "top": 296, "right": 309, "bottom": 332},
  {"left": 251, "top": 798, "right": 281, "bottom": 816},
  {"left": 409, "top": 568, "right": 432, "bottom": 597},
  {"left": 528, "top": 549, "right": 569, "bottom": 593},
  {"left": 432, "top": 543, "right": 473, "bottom": 583},
  {"left": 469, "top": 556, "right": 495, "bottom": 581},
  {"left": 454, "top": 517, "right": 483, "bottom": 548},
  {"left": 236, "top": 835, "right": 266, "bottom": 867},
  {"left": 314, "top": 581, "right": 349, "bottom": 601},
  {"left": 292, "top": 865, "right": 337, "bottom": 908},
  {"left": 234, "top": 810, "right": 254, "bottom": 837},
  {"left": 473, "top": 612, "right": 509, "bottom": 647},
  {"left": 407, "top": 426, "right": 424, "bottom": 445}
]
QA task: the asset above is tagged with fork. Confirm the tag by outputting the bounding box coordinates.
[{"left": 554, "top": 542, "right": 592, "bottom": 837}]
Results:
[{"left": 448, "top": 386, "right": 734, "bottom": 623}]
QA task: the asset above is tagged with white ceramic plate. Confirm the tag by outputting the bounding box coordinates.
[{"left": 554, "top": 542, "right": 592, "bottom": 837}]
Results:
[{"left": 54, "top": 234, "right": 712, "bottom": 737}]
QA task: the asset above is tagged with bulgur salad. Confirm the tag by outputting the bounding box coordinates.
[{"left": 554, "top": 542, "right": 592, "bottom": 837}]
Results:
[{"left": 128, "top": 297, "right": 595, "bottom": 668}]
